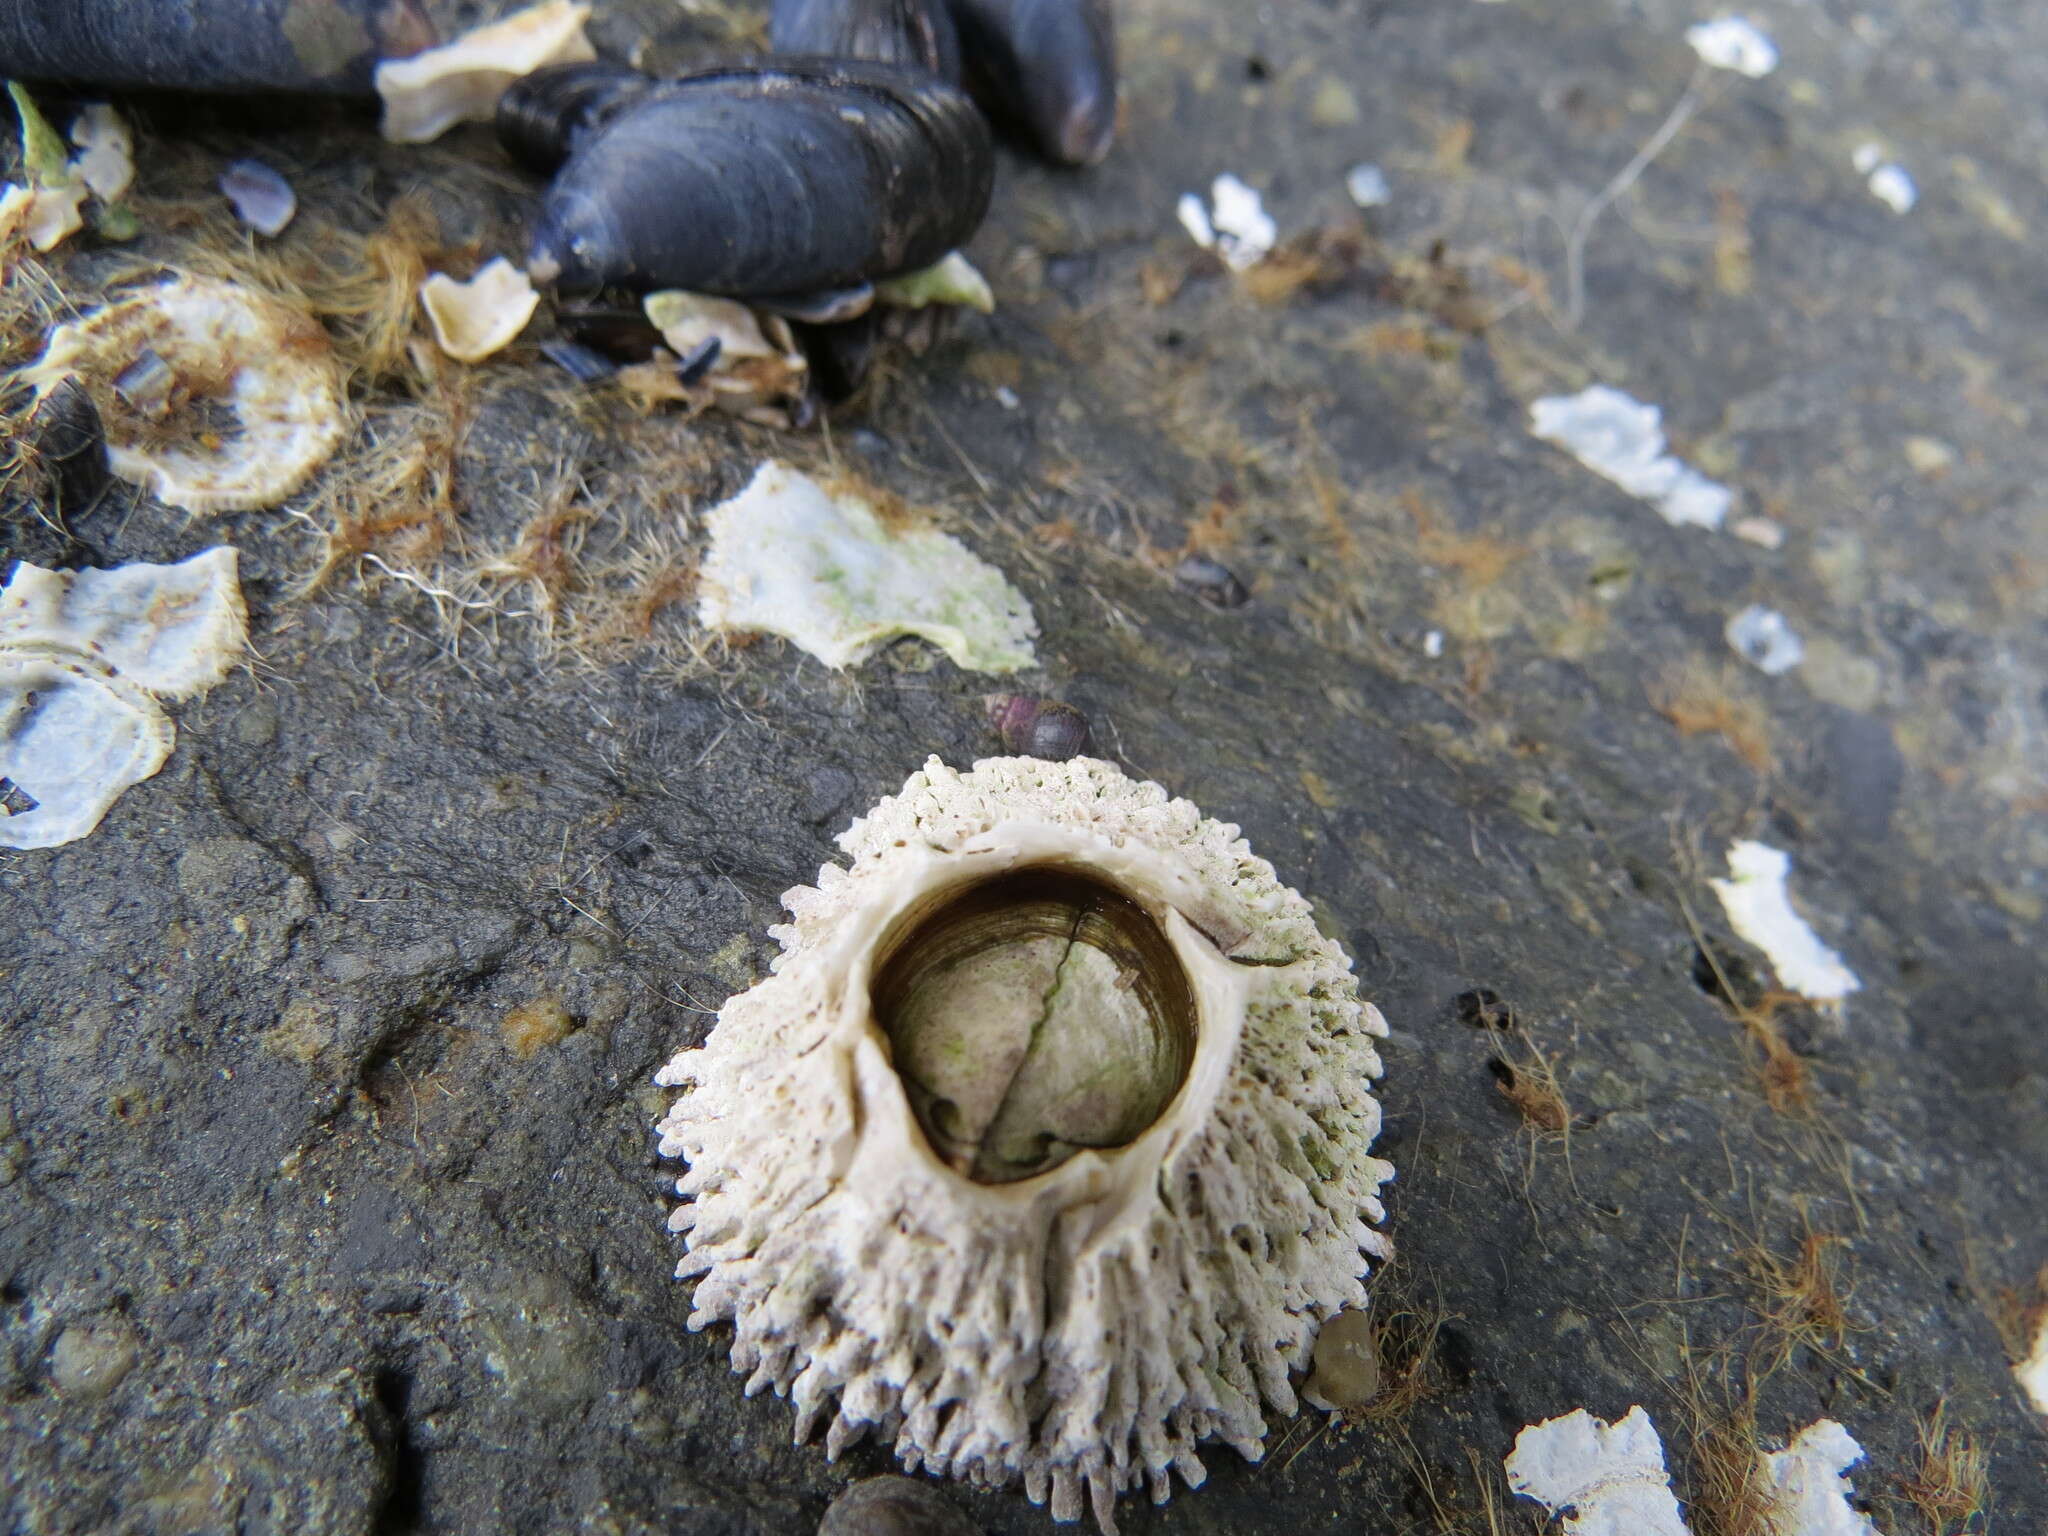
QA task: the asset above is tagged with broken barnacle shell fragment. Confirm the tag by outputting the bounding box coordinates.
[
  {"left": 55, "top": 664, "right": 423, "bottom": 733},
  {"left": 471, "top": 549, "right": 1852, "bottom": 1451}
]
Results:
[
  {"left": 771, "top": 0, "right": 962, "bottom": 80},
  {"left": 375, "top": 0, "right": 594, "bottom": 144},
  {"left": 639, "top": 290, "right": 808, "bottom": 421},
  {"left": 655, "top": 754, "right": 1394, "bottom": 1530},
  {"left": 0, "top": 0, "right": 437, "bottom": 92},
  {"left": 19, "top": 274, "right": 347, "bottom": 515},
  {"left": 419, "top": 258, "right": 541, "bottom": 363},
  {"left": 518, "top": 61, "right": 994, "bottom": 299}
]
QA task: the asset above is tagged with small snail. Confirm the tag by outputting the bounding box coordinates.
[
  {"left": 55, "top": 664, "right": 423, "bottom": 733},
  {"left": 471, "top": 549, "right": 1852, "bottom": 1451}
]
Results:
[
  {"left": 513, "top": 61, "right": 994, "bottom": 301},
  {"left": 984, "top": 693, "right": 1091, "bottom": 760},
  {"left": 0, "top": 0, "right": 436, "bottom": 92}
]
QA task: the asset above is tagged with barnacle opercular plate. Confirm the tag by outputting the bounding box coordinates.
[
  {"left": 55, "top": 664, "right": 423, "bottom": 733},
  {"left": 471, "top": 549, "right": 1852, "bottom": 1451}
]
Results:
[
  {"left": 20, "top": 275, "right": 348, "bottom": 514},
  {"left": 655, "top": 755, "right": 1394, "bottom": 1529}
]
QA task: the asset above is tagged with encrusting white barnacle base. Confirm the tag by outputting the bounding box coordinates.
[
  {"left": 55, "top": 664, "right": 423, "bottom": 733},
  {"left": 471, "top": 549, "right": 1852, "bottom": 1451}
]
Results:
[{"left": 654, "top": 755, "right": 1394, "bottom": 1531}]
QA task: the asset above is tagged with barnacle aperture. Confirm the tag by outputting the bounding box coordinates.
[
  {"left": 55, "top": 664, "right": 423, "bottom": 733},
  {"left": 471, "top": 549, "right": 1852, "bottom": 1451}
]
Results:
[
  {"left": 656, "top": 756, "right": 1394, "bottom": 1531},
  {"left": 873, "top": 867, "right": 1195, "bottom": 1184},
  {"left": 521, "top": 61, "right": 994, "bottom": 296}
]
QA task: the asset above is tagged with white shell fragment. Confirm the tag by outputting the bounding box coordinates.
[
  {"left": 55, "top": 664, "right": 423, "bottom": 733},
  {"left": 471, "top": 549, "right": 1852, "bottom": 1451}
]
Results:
[
  {"left": 68, "top": 104, "right": 134, "bottom": 203},
  {"left": 375, "top": 0, "right": 596, "bottom": 144},
  {"left": 1530, "top": 385, "right": 1733, "bottom": 530},
  {"left": 420, "top": 259, "right": 540, "bottom": 362},
  {"left": 697, "top": 461, "right": 1038, "bottom": 672},
  {"left": 1685, "top": 17, "right": 1780, "bottom": 78},
  {"left": 1725, "top": 604, "right": 1803, "bottom": 674},
  {"left": 655, "top": 755, "right": 1394, "bottom": 1530},
  {"left": 1345, "top": 162, "right": 1391, "bottom": 208},
  {"left": 1177, "top": 173, "right": 1277, "bottom": 271},
  {"left": 638, "top": 290, "right": 809, "bottom": 419},
  {"left": 1866, "top": 164, "right": 1917, "bottom": 214},
  {"left": 19, "top": 275, "right": 348, "bottom": 514},
  {"left": 1505, "top": 1407, "right": 1690, "bottom": 1536},
  {"left": 2018, "top": 1312, "right": 2048, "bottom": 1417},
  {"left": 0, "top": 179, "right": 85, "bottom": 253},
  {"left": 874, "top": 251, "right": 996, "bottom": 313},
  {"left": 1759, "top": 1420, "right": 1881, "bottom": 1536},
  {"left": 219, "top": 159, "right": 297, "bottom": 238},
  {"left": 0, "top": 549, "right": 246, "bottom": 850},
  {"left": 1708, "top": 840, "right": 1861, "bottom": 1003}
]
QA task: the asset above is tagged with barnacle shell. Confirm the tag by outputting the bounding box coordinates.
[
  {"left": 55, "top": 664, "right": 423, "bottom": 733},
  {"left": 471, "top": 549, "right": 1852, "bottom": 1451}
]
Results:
[
  {"left": 19, "top": 275, "right": 348, "bottom": 514},
  {"left": 376, "top": 0, "right": 593, "bottom": 144},
  {"left": 525, "top": 61, "right": 994, "bottom": 297},
  {"left": 771, "top": 0, "right": 962, "bottom": 80},
  {"left": 655, "top": 755, "right": 1394, "bottom": 1530}
]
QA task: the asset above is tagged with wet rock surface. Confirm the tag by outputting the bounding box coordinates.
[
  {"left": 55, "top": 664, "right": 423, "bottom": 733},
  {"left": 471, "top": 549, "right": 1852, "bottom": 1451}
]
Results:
[{"left": 3, "top": 0, "right": 2045, "bottom": 1532}]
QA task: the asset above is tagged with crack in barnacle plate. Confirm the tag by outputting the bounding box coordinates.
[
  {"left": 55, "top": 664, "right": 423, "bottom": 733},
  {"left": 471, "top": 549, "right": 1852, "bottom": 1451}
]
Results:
[{"left": 654, "top": 755, "right": 1394, "bottom": 1531}]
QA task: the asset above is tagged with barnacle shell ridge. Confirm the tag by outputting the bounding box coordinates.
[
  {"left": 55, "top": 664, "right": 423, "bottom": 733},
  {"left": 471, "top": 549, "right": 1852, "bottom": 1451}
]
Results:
[{"left": 655, "top": 755, "right": 1393, "bottom": 1530}]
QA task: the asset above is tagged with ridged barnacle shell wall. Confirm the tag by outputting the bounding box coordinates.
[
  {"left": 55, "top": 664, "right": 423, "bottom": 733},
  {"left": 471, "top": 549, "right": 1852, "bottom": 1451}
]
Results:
[{"left": 654, "top": 755, "right": 1394, "bottom": 1530}]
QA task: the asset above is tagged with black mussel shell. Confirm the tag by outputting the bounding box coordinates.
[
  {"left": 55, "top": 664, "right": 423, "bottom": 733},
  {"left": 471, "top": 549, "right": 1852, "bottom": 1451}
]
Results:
[
  {"left": 771, "top": 0, "right": 961, "bottom": 81},
  {"left": 817, "top": 1476, "right": 979, "bottom": 1536},
  {"left": 0, "top": 0, "right": 435, "bottom": 92},
  {"left": 526, "top": 61, "right": 994, "bottom": 298},
  {"left": 25, "top": 378, "right": 110, "bottom": 517},
  {"left": 496, "top": 60, "right": 656, "bottom": 176},
  {"left": 950, "top": 0, "right": 1116, "bottom": 166}
]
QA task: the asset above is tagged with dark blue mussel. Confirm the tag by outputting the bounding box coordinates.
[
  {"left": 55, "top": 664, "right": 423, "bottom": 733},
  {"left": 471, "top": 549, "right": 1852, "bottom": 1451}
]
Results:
[
  {"left": 771, "top": 0, "right": 961, "bottom": 82},
  {"left": 950, "top": 0, "right": 1116, "bottom": 166},
  {"left": 514, "top": 60, "right": 994, "bottom": 299},
  {"left": 496, "top": 59, "right": 655, "bottom": 176},
  {"left": 0, "top": 0, "right": 436, "bottom": 92}
]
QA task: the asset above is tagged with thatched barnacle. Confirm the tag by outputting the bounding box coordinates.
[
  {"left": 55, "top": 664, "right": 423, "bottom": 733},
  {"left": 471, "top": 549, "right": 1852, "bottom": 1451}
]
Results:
[
  {"left": 513, "top": 60, "right": 994, "bottom": 299},
  {"left": 654, "top": 755, "right": 1394, "bottom": 1530}
]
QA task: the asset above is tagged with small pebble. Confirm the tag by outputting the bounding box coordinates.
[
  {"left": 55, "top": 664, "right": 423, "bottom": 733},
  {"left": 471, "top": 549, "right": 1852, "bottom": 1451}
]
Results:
[
  {"left": 219, "top": 158, "right": 297, "bottom": 237},
  {"left": 1304, "top": 1308, "right": 1380, "bottom": 1411},
  {"left": 1345, "top": 162, "right": 1391, "bottom": 208},
  {"left": 817, "top": 1475, "right": 980, "bottom": 1536},
  {"left": 1174, "top": 554, "right": 1249, "bottom": 608}
]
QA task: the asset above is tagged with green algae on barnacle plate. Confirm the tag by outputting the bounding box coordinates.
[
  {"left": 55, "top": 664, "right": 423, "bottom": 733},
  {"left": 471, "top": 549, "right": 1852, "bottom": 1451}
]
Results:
[
  {"left": 696, "top": 461, "right": 1037, "bottom": 672},
  {"left": 654, "top": 755, "right": 1394, "bottom": 1531}
]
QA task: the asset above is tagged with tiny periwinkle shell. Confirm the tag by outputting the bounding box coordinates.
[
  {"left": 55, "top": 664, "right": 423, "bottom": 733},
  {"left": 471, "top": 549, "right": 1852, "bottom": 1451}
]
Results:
[
  {"left": 951, "top": 0, "right": 1116, "bottom": 166},
  {"left": 817, "top": 1476, "right": 980, "bottom": 1536},
  {"left": 985, "top": 694, "right": 1090, "bottom": 761},
  {"left": 495, "top": 59, "right": 654, "bottom": 176},
  {"left": 524, "top": 61, "right": 994, "bottom": 298},
  {"left": 772, "top": 0, "right": 961, "bottom": 81}
]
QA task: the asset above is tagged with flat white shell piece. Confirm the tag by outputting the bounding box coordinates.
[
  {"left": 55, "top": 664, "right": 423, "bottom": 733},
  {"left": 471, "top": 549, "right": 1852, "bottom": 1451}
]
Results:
[
  {"left": 1505, "top": 1407, "right": 1690, "bottom": 1536},
  {"left": 0, "top": 549, "right": 246, "bottom": 850},
  {"left": 1708, "top": 840, "right": 1861, "bottom": 1002},
  {"left": 420, "top": 259, "right": 541, "bottom": 362},
  {"left": 1725, "top": 604, "right": 1804, "bottom": 675},
  {"left": 0, "top": 547, "right": 247, "bottom": 699},
  {"left": 2017, "top": 1312, "right": 2048, "bottom": 1417},
  {"left": 1685, "top": 17, "right": 1780, "bottom": 78},
  {"left": 20, "top": 275, "right": 348, "bottom": 514},
  {"left": 376, "top": 1, "right": 596, "bottom": 144},
  {"left": 1530, "top": 385, "right": 1733, "bottom": 530},
  {"left": 697, "top": 461, "right": 1038, "bottom": 672},
  {"left": 1759, "top": 1420, "right": 1880, "bottom": 1536},
  {"left": 1178, "top": 173, "right": 1277, "bottom": 271},
  {"left": 0, "top": 651, "right": 171, "bottom": 850},
  {"left": 68, "top": 104, "right": 134, "bottom": 203}
]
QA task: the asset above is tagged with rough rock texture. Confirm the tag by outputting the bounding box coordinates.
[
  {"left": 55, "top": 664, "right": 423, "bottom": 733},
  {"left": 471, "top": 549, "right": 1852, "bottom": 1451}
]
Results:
[{"left": 2, "top": 0, "right": 2045, "bottom": 1533}]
